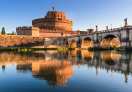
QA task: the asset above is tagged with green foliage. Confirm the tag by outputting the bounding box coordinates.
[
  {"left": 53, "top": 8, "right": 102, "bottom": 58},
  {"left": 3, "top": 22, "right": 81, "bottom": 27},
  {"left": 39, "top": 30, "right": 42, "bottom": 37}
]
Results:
[
  {"left": 10, "top": 31, "right": 16, "bottom": 35},
  {"left": 1, "top": 27, "right": 6, "bottom": 35},
  {"left": 12, "top": 32, "right": 15, "bottom": 35}
]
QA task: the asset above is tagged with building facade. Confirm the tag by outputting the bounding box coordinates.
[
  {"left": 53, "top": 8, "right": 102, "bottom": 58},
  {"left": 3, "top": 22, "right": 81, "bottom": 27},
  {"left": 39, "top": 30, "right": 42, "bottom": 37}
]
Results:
[
  {"left": 16, "top": 26, "right": 32, "bottom": 35},
  {"left": 32, "top": 10, "right": 77, "bottom": 37},
  {"left": 32, "top": 11, "right": 72, "bottom": 32},
  {"left": 16, "top": 9, "right": 78, "bottom": 37}
]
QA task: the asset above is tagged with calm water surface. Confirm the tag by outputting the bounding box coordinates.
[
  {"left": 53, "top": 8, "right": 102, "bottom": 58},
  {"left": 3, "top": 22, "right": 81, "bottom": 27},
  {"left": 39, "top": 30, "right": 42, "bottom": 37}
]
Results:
[{"left": 0, "top": 50, "right": 132, "bottom": 92}]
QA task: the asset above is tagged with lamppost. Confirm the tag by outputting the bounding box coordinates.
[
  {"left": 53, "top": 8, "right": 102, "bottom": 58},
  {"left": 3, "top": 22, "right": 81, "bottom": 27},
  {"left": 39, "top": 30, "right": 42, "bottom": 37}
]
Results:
[
  {"left": 95, "top": 25, "right": 99, "bottom": 49},
  {"left": 124, "top": 18, "right": 130, "bottom": 48}
]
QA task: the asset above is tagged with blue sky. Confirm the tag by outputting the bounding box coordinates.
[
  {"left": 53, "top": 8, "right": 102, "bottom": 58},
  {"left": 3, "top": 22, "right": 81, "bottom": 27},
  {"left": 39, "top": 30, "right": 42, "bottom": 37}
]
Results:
[{"left": 0, "top": 0, "right": 132, "bottom": 33}]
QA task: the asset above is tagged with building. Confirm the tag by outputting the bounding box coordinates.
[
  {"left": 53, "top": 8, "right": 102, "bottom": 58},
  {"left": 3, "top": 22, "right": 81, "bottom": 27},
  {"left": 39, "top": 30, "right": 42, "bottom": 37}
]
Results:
[
  {"left": 32, "top": 10, "right": 72, "bottom": 32},
  {"left": 16, "top": 8, "right": 78, "bottom": 37},
  {"left": 32, "top": 9, "right": 77, "bottom": 37},
  {"left": 16, "top": 26, "right": 32, "bottom": 35}
]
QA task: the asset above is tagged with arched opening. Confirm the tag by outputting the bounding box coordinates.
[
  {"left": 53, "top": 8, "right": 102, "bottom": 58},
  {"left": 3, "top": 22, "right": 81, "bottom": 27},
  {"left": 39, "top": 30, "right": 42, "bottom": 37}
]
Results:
[
  {"left": 101, "top": 51, "right": 121, "bottom": 66},
  {"left": 82, "top": 37, "right": 94, "bottom": 49},
  {"left": 81, "top": 50, "right": 94, "bottom": 61},
  {"left": 70, "top": 39, "right": 77, "bottom": 48},
  {"left": 63, "top": 38, "right": 69, "bottom": 47},
  {"left": 100, "top": 35, "right": 121, "bottom": 49}
]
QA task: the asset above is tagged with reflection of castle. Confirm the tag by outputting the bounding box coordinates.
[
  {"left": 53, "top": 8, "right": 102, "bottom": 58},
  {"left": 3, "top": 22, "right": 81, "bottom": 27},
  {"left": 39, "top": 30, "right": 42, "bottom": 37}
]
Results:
[
  {"left": 32, "top": 61, "right": 73, "bottom": 86},
  {"left": 16, "top": 8, "right": 78, "bottom": 37},
  {"left": 17, "top": 60, "right": 73, "bottom": 86}
]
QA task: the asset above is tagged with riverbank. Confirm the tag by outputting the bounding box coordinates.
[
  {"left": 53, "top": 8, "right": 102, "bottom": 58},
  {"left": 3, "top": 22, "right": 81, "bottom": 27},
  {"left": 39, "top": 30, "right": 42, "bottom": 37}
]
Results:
[
  {"left": 0, "top": 47, "right": 131, "bottom": 53},
  {"left": 0, "top": 47, "right": 75, "bottom": 53},
  {"left": 88, "top": 47, "right": 132, "bottom": 52}
]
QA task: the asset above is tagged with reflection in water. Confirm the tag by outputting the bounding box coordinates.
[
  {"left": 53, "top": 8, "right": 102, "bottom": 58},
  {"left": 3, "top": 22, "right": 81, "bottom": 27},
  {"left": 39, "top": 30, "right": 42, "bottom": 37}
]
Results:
[
  {"left": 2, "top": 65, "right": 6, "bottom": 72},
  {"left": 101, "top": 51, "right": 121, "bottom": 62},
  {"left": 32, "top": 61, "right": 73, "bottom": 86},
  {"left": 81, "top": 50, "right": 94, "bottom": 61},
  {"left": 17, "top": 61, "right": 73, "bottom": 86},
  {"left": 0, "top": 50, "right": 132, "bottom": 87}
]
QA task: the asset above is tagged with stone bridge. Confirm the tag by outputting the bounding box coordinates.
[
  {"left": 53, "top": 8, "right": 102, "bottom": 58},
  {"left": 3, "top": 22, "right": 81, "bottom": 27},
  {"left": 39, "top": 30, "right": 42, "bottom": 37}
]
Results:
[
  {"left": 66, "top": 26, "right": 132, "bottom": 49},
  {"left": 0, "top": 26, "right": 132, "bottom": 49}
]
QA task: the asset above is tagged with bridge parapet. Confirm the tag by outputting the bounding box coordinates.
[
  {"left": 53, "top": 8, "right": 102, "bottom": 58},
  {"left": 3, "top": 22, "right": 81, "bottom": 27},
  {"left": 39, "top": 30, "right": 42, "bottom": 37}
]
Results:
[{"left": 67, "top": 26, "right": 132, "bottom": 49}]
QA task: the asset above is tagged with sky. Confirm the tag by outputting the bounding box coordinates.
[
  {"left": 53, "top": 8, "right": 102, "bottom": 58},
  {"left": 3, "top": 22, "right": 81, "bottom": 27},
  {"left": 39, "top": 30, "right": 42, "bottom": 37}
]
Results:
[{"left": 0, "top": 0, "right": 132, "bottom": 33}]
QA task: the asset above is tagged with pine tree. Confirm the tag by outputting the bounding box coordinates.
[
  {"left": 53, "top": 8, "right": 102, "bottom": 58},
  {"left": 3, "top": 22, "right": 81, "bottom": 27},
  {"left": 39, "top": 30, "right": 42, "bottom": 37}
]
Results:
[
  {"left": 11, "top": 31, "right": 15, "bottom": 35},
  {"left": 1, "top": 27, "right": 6, "bottom": 35}
]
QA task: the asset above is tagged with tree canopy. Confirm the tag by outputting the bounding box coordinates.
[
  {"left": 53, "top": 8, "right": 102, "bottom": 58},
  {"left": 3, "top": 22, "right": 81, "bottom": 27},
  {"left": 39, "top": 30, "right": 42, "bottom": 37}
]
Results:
[{"left": 1, "top": 27, "right": 6, "bottom": 35}]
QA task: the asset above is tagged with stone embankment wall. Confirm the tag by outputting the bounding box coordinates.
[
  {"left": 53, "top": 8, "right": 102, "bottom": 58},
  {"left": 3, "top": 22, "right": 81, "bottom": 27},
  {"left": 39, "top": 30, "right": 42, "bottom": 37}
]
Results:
[{"left": 0, "top": 35, "right": 45, "bottom": 47}]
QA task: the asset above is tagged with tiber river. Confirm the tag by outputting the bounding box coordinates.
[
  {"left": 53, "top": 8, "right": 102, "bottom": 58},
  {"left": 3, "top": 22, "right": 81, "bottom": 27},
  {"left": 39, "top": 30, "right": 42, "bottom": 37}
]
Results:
[{"left": 0, "top": 50, "right": 132, "bottom": 92}]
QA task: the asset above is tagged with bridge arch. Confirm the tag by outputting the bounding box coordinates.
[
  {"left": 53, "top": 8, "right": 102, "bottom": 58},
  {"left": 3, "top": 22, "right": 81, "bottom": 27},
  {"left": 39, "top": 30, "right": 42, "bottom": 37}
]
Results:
[
  {"left": 69, "top": 39, "right": 77, "bottom": 48},
  {"left": 81, "top": 37, "right": 94, "bottom": 49},
  {"left": 101, "top": 51, "right": 121, "bottom": 66},
  {"left": 81, "top": 50, "right": 94, "bottom": 61},
  {"left": 100, "top": 34, "right": 121, "bottom": 48}
]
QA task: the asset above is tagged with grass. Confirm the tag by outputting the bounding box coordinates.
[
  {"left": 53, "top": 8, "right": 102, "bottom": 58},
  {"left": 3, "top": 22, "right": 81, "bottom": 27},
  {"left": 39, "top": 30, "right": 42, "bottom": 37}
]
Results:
[
  {"left": 0, "top": 47, "right": 76, "bottom": 53},
  {"left": 0, "top": 46, "right": 131, "bottom": 53},
  {"left": 0, "top": 47, "right": 56, "bottom": 52}
]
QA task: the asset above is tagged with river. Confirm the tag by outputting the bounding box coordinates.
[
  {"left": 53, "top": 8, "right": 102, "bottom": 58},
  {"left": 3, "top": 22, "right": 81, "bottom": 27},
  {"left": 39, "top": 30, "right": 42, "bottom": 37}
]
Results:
[{"left": 0, "top": 50, "right": 132, "bottom": 92}]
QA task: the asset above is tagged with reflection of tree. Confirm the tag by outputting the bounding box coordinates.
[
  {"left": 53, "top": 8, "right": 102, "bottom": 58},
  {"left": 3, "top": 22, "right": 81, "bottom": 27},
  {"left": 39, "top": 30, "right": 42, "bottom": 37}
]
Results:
[{"left": 2, "top": 65, "right": 5, "bottom": 71}]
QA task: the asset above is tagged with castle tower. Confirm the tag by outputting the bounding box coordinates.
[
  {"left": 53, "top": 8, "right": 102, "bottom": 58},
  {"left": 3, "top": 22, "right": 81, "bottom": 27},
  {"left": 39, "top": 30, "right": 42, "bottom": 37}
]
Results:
[{"left": 32, "top": 9, "right": 73, "bottom": 32}]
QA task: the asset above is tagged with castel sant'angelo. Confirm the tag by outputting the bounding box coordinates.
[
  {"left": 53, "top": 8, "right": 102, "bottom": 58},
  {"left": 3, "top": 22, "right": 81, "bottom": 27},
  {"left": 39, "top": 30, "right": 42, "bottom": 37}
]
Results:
[{"left": 16, "top": 8, "right": 78, "bottom": 37}]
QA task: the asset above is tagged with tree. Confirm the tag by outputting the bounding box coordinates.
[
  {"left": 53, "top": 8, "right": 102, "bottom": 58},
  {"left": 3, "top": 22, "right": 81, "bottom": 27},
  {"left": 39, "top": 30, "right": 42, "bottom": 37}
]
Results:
[
  {"left": 1, "top": 27, "right": 6, "bottom": 35},
  {"left": 11, "top": 31, "right": 16, "bottom": 35}
]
